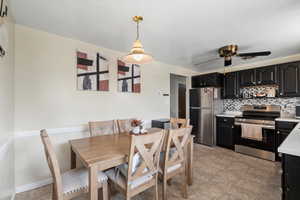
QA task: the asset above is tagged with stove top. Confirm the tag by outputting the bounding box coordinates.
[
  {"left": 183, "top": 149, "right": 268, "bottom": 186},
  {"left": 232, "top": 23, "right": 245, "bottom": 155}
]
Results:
[{"left": 237, "top": 105, "right": 281, "bottom": 121}]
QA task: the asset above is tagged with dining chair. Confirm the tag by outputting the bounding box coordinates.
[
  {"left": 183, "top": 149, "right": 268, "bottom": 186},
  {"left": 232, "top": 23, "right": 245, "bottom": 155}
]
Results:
[
  {"left": 160, "top": 126, "right": 192, "bottom": 200},
  {"left": 117, "top": 118, "right": 136, "bottom": 133},
  {"left": 105, "top": 130, "right": 165, "bottom": 200},
  {"left": 89, "top": 120, "right": 118, "bottom": 136},
  {"left": 40, "top": 130, "right": 109, "bottom": 200},
  {"left": 170, "top": 118, "right": 190, "bottom": 129}
]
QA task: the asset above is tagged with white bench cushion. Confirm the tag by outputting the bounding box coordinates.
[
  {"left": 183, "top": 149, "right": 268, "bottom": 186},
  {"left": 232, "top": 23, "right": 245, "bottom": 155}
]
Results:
[
  {"left": 117, "top": 152, "right": 149, "bottom": 178},
  {"left": 106, "top": 169, "right": 153, "bottom": 189},
  {"left": 62, "top": 168, "right": 107, "bottom": 194}
]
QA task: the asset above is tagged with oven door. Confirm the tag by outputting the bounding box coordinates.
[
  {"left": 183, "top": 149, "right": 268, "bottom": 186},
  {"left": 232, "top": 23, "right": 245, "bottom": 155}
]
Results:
[{"left": 235, "top": 124, "right": 276, "bottom": 152}]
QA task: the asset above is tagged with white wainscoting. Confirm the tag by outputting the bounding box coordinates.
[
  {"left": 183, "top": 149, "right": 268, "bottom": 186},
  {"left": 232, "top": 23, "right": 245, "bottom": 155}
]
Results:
[{"left": 15, "top": 120, "right": 152, "bottom": 193}]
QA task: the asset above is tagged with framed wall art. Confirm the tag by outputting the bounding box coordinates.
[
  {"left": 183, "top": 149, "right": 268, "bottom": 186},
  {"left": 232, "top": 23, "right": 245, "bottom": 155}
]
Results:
[
  {"left": 117, "top": 60, "right": 141, "bottom": 93},
  {"left": 76, "top": 50, "right": 109, "bottom": 91}
]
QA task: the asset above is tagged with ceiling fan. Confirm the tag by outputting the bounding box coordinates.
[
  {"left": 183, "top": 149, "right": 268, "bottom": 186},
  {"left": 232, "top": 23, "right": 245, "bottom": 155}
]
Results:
[{"left": 195, "top": 45, "right": 271, "bottom": 67}]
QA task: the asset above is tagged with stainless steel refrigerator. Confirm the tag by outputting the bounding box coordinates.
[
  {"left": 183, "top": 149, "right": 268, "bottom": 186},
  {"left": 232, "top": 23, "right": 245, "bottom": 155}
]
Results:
[{"left": 189, "top": 88, "right": 223, "bottom": 146}]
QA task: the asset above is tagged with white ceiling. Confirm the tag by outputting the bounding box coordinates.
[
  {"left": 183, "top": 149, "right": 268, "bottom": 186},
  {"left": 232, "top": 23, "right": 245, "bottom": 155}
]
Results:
[{"left": 11, "top": 0, "right": 300, "bottom": 72}]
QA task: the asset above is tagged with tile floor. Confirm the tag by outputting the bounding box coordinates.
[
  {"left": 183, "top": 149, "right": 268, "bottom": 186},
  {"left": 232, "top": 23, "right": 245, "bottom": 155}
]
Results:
[{"left": 15, "top": 144, "right": 281, "bottom": 200}]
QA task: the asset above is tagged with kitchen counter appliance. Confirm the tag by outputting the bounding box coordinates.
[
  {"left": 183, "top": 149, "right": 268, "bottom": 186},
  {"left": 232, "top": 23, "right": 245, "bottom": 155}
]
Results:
[{"left": 234, "top": 105, "right": 281, "bottom": 161}]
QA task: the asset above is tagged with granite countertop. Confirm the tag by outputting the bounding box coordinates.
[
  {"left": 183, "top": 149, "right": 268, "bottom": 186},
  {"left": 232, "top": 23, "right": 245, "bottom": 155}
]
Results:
[
  {"left": 275, "top": 117, "right": 300, "bottom": 123},
  {"left": 278, "top": 122, "right": 300, "bottom": 157}
]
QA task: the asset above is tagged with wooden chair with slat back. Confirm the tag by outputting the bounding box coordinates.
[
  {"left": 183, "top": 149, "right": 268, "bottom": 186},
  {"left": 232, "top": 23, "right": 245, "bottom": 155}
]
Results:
[
  {"left": 160, "top": 126, "right": 192, "bottom": 200},
  {"left": 117, "top": 118, "right": 136, "bottom": 133},
  {"left": 40, "top": 129, "right": 109, "bottom": 200},
  {"left": 105, "top": 130, "right": 165, "bottom": 200},
  {"left": 170, "top": 118, "right": 190, "bottom": 129},
  {"left": 89, "top": 120, "right": 118, "bottom": 136}
]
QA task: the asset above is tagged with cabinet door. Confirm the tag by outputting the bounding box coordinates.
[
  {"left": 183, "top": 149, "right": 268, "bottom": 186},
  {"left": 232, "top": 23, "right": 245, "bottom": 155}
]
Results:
[
  {"left": 224, "top": 72, "right": 239, "bottom": 99},
  {"left": 278, "top": 62, "right": 300, "bottom": 97},
  {"left": 216, "top": 117, "right": 234, "bottom": 149},
  {"left": 239, "top": 69, "right": 256, "bottom": 87},
  {"left": 283, "top": 155, "right": 300, "bottom": 200},
  {"left": 256, "top": 66, "right": 277, "bottom": 85},
  {"left": 192, "top": 76, "right": 201, "bottom": 88}
]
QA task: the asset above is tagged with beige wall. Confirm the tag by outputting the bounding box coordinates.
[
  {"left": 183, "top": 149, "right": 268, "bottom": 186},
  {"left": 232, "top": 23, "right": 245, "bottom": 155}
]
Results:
[
  {"left": 14, "top": 25, "right": 197, "bottom": 190},
  {"left": 0, "top": 2, "right": 15, "bottom": 200}
]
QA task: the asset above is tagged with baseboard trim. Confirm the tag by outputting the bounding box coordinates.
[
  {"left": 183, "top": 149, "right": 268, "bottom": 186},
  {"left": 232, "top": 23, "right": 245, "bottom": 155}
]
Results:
[{"left": 15, "top": 178, "right": 53, "bottom": 194}]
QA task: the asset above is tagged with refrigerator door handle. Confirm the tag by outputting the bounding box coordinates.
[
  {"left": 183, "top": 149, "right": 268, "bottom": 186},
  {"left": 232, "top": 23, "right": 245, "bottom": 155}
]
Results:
[{"left": 190, "top": 107, "right": 201, "bottom": 109}]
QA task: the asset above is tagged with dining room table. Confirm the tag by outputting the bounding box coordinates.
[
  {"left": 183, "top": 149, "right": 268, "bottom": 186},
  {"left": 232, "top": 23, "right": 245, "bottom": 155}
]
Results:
[{"left": 69, "top": 127, "right": 194, "bottom": 200}]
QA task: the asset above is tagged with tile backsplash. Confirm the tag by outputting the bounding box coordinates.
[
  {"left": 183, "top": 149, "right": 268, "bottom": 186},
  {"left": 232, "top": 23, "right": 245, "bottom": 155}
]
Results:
[{"left": 224, "top": 86, "right": 299, "bottom": 116}]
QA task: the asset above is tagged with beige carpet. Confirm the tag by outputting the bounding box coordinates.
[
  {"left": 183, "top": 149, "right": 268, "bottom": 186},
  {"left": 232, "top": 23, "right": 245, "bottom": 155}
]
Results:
[{"left": 15, "top": 144, "right": 281, "bottom": 200}]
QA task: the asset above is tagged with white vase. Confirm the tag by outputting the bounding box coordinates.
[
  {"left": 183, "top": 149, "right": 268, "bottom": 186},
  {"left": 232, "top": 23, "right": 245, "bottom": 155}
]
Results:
[{"left": 132, "top": 127, "right": 140, "bottom": 134}]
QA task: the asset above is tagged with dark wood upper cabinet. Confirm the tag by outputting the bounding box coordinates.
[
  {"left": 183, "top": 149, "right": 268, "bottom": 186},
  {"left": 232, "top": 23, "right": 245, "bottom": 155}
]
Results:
[
  {"left": 239, "top": 69, "right": 256, "bottom": 87},
  {"left": 191, "top": 73, "right": 223, "bottom": 88},
  {"left": 193, "top": 61, "right": 300, "bottom": 98},
  {"left": 278, "top": 62, "right": 300, "bottom": 97},
  {"left": 255, "top": 66, "right": 277, "bottom": 85},
  {"left": 223, "top": 72, "right": 239, "bottom": 99}
]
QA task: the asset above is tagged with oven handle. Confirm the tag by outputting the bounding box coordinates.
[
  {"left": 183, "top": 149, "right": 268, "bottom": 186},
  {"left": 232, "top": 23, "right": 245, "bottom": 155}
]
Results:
[{"left": 234, "top": 122, "right": 275, "bottom": 130}]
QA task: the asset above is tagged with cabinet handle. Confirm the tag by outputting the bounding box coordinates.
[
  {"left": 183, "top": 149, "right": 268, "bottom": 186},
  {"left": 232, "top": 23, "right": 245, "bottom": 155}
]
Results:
[{"left": 280, "top": 93, "right": 283, "bottom": 95}]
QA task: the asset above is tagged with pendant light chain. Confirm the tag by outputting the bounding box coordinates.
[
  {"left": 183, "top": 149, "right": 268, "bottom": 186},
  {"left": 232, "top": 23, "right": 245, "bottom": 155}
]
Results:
[{"left": 136, "top": 20, "right": 140, "bottom": 40}]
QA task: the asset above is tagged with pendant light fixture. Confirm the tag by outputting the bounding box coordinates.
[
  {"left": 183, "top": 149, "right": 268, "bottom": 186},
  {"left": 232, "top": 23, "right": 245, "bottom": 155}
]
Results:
[{"left": 123, "top": 16, "right": 153, "bottom": 64}]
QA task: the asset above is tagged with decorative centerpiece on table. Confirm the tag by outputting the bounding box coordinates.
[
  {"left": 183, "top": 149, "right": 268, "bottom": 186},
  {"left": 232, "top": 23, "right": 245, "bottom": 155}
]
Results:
[{"left": 131, "top": 119, "right": 147, "bottom": 135}]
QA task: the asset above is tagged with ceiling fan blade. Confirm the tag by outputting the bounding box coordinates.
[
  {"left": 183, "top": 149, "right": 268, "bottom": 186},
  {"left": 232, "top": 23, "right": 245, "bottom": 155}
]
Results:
[
  {"left": 237, "top": 51, "right": 271, "bottom": 57},
  {"left": 193, "top": 57, "right": 221, "bottom": 66}
]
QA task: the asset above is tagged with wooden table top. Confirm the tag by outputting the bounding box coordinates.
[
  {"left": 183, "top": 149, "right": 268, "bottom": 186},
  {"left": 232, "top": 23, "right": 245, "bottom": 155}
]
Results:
[{"left": 69, "top": 128, "right": 162, "bottom": 168}]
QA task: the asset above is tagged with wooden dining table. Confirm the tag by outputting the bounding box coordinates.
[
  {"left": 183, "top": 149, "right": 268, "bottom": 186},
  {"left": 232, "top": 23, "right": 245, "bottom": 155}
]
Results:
[{"left": 69, "top": 128, "right": 194, "bottom": 200}]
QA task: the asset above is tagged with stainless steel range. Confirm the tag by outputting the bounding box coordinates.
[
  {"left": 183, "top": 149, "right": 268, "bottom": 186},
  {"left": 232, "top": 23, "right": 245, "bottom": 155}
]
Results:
[{"left": 234, "top": 105, "right": 281, "bottom": 161}]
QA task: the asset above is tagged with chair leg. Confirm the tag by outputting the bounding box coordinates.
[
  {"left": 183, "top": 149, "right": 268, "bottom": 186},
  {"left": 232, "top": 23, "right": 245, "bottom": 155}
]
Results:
[
  {"left": 154, "top": 175, "right": 159, "bottom": 200},
  {"left": 181, "top": 171, "right": 188, "bottom": 199},
  {"left": 167, "top": 179, "right": 172, "bottom": 186},
  {"left": 126, "top": 193, "right": 131, "bottom": 200},
  {"left": 162, "top": 177, "right": 167, "bottom": 200},
  {"left": 52, "top": 184, "right": 57, "bottom": 200},
  {"left": 102, "top": 182, "right": 109, "bottom": 200}
]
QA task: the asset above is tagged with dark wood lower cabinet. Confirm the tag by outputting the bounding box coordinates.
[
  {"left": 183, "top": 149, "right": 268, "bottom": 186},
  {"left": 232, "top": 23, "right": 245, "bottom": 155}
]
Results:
[
  {"left": 216, "top": 117, "right": 235, "bottom": 150},
  {"left": 282, "top": 154, "right": 300, "bottom": 200},
  {"left": 275, "top": 121, "right": 298, "bottom": 161}
]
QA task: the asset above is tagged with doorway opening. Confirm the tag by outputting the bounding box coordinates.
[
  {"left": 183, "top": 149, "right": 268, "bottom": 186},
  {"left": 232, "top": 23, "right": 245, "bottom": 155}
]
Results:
[{"left": 170, "top": 74, "right": 187, "bottom": 118}]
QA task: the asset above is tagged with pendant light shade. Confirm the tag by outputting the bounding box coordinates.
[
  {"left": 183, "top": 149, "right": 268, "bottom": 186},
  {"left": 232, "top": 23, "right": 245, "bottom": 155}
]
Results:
[{"left": 122, "top": 16, "right": 153, "bottom": 64}]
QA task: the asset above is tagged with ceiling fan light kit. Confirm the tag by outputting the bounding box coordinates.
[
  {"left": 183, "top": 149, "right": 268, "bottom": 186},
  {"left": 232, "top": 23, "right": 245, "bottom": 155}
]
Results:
[
  {"left": 218, "top": 45, "right": 238, "bottom": 66},
  {"left": 194, "top": 44, "right": 271, "bottom": 68},
  {"left": 122, "top": 16, "right": 153, "bottom": 64}
]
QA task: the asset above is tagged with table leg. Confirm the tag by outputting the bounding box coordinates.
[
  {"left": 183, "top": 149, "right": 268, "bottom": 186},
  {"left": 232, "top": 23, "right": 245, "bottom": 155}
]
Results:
[
  {"left": 70, "top": 147, "right": 76, "bottom": 169},
  {"left": 89, "top": 165, "right": 98, "bottom": 200},
  {"left": 187, "top": 136, "right": 193, "bottom": 185}
]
